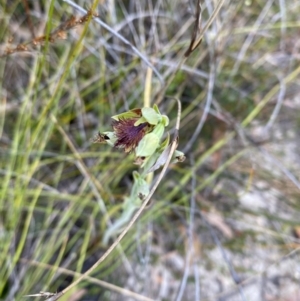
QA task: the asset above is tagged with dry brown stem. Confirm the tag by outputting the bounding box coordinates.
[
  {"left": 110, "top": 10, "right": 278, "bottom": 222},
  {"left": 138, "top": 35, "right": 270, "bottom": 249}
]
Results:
[{"left": 0, "top": 9, "right": 98, "bottom": 58}]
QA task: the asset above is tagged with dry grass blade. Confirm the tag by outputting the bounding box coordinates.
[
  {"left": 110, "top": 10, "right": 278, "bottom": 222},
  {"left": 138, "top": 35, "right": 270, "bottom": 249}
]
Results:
[{"left": 0, "top": 9, "right": 98, "bottom": 58}]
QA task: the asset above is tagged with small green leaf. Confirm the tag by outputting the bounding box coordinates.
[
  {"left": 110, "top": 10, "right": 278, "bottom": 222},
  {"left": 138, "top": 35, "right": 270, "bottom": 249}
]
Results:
[
  {"left": 135, "top": 133, "right": 159, "bottom": 157},
  {"left": 141, "top": 107, "right": 161, "bottom": 125}
]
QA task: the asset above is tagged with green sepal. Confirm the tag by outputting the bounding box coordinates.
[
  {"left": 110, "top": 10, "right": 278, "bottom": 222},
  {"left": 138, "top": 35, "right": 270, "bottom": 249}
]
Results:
[
  {"left": 135, "top": 133, "right": 159, "bottom": 157},
  {"left": 141, "top": 107, "right": 161, "bottom": 125},
  {"left": 111, "top": 108, "right": 141, "bottom": 121}
]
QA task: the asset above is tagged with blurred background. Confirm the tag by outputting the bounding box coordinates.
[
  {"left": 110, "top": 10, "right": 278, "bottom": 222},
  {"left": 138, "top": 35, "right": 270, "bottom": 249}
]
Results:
[{"left": 1, "top": 0, "right": 300, "bottom": 300}]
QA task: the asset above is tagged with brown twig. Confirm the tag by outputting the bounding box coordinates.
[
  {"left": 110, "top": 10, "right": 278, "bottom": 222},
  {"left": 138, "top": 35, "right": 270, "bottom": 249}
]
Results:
[{"left": 0, "top": 10, "right": 98, "bottom": 58}]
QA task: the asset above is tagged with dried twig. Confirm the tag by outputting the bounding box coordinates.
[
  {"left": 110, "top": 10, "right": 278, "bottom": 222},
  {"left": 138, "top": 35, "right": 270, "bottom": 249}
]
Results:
[
  {"left": 185, "top": 0, "right": 202, "bottom": 57},
  {"left": 1, "top": 10, "right": 98, "bottom": 58}
]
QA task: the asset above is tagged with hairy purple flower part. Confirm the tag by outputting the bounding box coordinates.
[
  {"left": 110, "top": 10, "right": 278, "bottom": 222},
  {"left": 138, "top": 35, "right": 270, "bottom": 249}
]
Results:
[{"left": 112, "top": 118, "right": 151, "bottom": 152}]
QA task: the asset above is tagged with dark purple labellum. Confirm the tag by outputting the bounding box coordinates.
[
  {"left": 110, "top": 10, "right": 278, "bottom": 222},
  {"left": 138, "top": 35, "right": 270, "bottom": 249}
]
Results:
[{"left": 112, "top": 118, "right": 152, "bottom": 153}]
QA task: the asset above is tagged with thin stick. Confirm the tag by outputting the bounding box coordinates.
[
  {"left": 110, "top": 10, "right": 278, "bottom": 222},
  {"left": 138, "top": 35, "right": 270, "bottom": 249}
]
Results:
[
  {"left": 41, "top": 98, "right": 182, "bottom": 301},
  {"left": 22, "top": 259, "right": 155, "bottom": 301}
]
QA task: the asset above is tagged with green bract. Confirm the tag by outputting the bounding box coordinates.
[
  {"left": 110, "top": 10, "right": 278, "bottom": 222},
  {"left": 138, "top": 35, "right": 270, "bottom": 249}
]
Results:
[
  {"left": 137, "top": 134, "right": 170, "bottom": 173},
  {"left": 141, "top": 152, "right": 160, "bottom": 174},
  {"left": 146, "top": 144, "right": 171, "bottom": 173}
]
